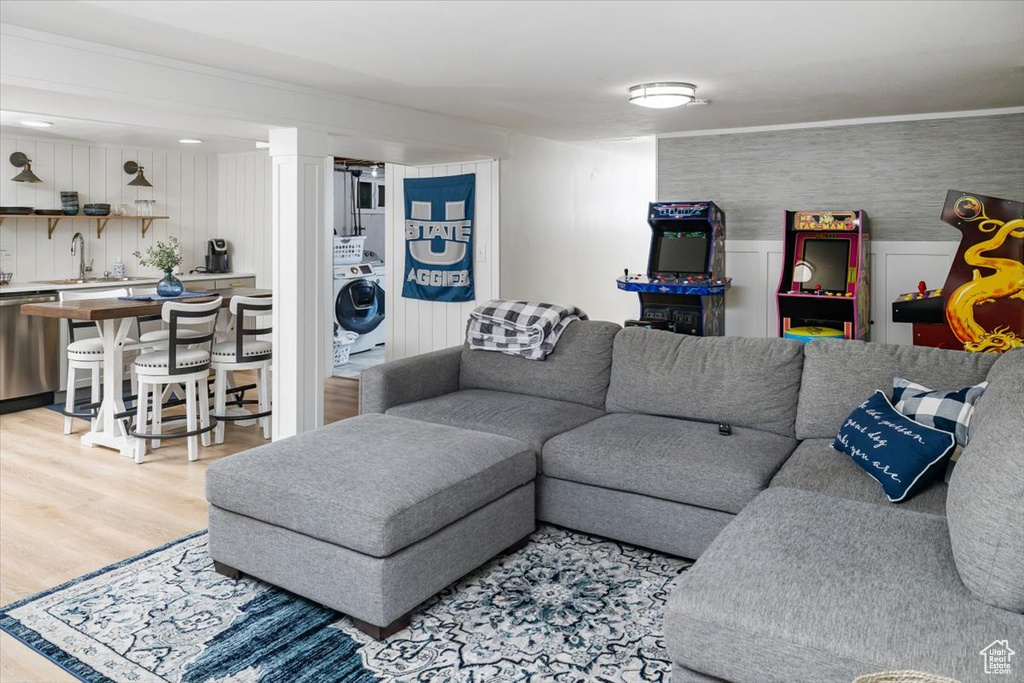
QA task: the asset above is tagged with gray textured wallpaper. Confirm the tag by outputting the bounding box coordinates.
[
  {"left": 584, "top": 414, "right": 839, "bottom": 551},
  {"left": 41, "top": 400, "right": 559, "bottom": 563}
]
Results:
[{"left": 658, "top": 113, "right": 1024, "bottom": 240}]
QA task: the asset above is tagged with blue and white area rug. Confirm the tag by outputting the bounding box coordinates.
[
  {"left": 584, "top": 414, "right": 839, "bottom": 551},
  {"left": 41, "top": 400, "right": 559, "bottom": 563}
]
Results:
[{"left": 0, "top": 526, "right": 690, "bottom": 682}]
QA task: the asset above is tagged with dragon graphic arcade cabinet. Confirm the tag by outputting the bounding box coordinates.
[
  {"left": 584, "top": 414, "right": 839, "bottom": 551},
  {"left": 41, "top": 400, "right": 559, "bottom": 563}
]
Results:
[
  {"left": 616, "top": 201, "right": 731, "bottom": 336},
  {"left": 776, "top": 209, "right": 871, "bottom": 342},
  {"left": 892, "top": 190, "right": 1023, "bottom": 353}
]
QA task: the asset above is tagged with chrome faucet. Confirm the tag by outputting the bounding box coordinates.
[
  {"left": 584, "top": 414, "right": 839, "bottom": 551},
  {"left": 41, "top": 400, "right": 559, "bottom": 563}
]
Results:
[{"left": 71, "top": 232, "right": 86, "bottom": 282}]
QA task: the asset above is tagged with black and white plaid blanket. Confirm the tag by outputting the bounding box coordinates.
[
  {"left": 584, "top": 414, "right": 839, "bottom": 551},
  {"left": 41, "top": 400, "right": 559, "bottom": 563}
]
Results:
[{"left": 467, "top": 300, "right": 588, "bottom": 360}]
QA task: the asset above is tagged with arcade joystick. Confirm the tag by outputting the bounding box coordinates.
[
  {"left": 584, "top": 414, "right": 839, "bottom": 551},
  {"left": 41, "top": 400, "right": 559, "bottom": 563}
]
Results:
[
  {"left": 918, "top": 280, "right": 927, "bottom": 295},
  {"left": 814, "top": 284, "right": 822, "bottom": 295}
]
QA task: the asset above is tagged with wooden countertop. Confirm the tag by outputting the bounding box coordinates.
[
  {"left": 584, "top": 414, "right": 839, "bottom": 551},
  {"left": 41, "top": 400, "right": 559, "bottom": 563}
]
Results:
[{"left": 20, "top": 288, "right": 270, "bottom": 321}]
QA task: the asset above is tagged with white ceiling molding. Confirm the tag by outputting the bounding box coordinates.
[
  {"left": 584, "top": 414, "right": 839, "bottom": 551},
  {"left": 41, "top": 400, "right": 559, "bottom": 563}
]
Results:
[
  {"left": 658, "top": 107, "right": 1024, "bottom": 139},
  {"left": 0, "top": 25, "right": 511, "bottom": 162}
]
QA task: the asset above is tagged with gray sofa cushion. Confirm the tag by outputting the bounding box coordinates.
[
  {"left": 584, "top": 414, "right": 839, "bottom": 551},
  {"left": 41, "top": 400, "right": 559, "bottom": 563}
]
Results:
[
  {"left": 947, "top": 348, "right": 1024, "bottom": 612},
  {"left": 606, "top": 329, "right": 804, "bottom": 437},
  {"left": 542, "top": 413, "right": 797, "bottom": 514},
  {"left": 665, "top": 488, "right": 1024, "bottom": 683},
  {"left": 206, "top": 414, "right": 535, "bottom": 558},
  {"left": 360, "top": 345, "right": 462, "bottom": 414},
  {"left": 459, "top": 320, "right": 621, "bottom": 409},
  {"left": 385, "top": 389, "right": 604, "bottom": 451},
  {"left": 796, "top": 339, "right": 997, "bottom": 440},
  {"left": 537, "top": 476, "right": 735, "bottom": 560},
  {"left": 770, "top": 438, "right": 947, "bottom": 516}
]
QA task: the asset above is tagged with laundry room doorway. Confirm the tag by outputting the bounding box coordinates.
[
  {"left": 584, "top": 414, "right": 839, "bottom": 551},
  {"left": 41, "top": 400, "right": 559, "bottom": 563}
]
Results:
[{"left": 332, "top": 158, "right": 388, "bottom": 379}]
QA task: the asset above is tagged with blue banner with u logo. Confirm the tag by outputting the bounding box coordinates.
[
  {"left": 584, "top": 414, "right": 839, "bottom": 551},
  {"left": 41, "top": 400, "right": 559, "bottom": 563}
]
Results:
[{"left": 402, "top": 173, "right": 475, "bottom": 302}]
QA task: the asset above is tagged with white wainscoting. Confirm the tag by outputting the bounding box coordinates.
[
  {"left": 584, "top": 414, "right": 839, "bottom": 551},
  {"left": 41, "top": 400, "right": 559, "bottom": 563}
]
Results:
[
  {"left": 385, "top": 161, "right": 500, "bottom": 361},
  {"left": 724, "top": 240, "right": 957, "bottom": 344},
  {"left": 217, "top": 151, "right": 272, "bottom": 287},
  {"left": 0, "top": 136, "right": 217, "bottom": 282}
]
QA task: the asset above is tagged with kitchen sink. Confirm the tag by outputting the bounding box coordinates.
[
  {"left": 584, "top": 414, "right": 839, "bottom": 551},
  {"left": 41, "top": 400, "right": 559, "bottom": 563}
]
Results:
[{"left": 33, "top": 277, "right": 150, "bottom": 285}]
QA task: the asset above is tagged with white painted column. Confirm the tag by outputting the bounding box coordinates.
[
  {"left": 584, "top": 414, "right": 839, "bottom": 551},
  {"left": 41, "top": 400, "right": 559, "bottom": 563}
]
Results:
[{"left": 269, "top": 128, "right": 333, "bottom": 439}]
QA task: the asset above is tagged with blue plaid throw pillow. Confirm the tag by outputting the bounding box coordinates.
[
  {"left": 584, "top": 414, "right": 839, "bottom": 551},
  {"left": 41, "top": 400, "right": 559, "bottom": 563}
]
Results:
[{"left": 892, "top": 377, "right": 988, "bottom": 447}]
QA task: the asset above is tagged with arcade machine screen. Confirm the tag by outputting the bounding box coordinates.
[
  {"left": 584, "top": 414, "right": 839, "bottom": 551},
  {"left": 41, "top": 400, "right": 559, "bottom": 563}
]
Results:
[
  {"left": 798, "top": 239, "right": 850, "bottom": 293},
  {"left": 654, "top": 231, "right": 709, "bottom": 275}
]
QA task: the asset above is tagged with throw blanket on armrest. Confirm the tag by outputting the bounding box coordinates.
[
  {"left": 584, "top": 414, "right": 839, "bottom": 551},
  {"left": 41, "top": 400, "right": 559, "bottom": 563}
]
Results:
[{"left": 467, "top": 300, "right": 588, "bottom": 360}]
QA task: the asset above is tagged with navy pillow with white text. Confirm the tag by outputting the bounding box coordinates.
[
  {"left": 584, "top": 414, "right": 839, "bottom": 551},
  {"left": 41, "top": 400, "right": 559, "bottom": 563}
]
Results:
[{"left": 833, "top": 390, "right": 956, "bottom": 502}]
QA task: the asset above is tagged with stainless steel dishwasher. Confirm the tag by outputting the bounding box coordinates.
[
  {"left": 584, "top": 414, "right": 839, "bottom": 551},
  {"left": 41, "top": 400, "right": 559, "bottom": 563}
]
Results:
[{"left": 0, "top": 291, "right": 60, "bottom": 412}]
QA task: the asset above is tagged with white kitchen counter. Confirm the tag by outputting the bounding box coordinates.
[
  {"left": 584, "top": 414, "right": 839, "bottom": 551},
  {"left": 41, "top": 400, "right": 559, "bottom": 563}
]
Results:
[{"left": 0, "top": 272, "right": 256, "bottom": 295}]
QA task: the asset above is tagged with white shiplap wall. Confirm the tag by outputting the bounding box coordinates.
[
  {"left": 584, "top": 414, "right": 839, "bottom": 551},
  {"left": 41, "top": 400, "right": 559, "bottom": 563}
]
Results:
[
  {"left": 0, "top": 136, "right": 217, "bottom": 281},
  {"left": 385, "top": 161, "right": 500, "bottom": 361},
  {"left": 723, "top": 239, "right": 957, "bottom": 344},
  {"left": 217, "top": 151, "right": 272, "bottom": 287}
]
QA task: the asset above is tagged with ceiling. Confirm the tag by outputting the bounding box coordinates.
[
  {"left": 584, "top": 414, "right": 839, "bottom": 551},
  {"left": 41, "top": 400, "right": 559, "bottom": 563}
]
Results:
[
  {"left": 0, "top": 111, "right": 257, "bottom": 153},
  {"left": 1, "top": 1, "right": 1022, "bottom": 142}
]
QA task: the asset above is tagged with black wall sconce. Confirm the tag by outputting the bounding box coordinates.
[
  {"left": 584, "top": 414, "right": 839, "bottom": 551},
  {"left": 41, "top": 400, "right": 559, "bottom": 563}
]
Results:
[
  {"left": 10, "top": 152, "right": 42, "bottom": 183},
  {"left": 124, "top": 161, "right": 152, "bottom": 188}
]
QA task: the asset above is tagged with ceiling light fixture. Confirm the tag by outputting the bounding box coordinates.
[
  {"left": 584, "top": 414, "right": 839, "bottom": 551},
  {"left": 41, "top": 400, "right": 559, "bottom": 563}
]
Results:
[
  {"left": 628, "top": 82, "right": 702, "bottom": 109},
  {"left": 178, "top": 138, "right": 203, "bottom": 144},
  {"left": 255, "top": 141, "right": 270, "bottom": 150},
  {"left": 124, "top": 160, "right": 153, "bottom": 188},
  {"left": 9, "top": 152, "right": 43, "bottom": 183},
  {"left": 20, "top": 119, "right": 54, "bottom": 128},
  {"left": 371, "top": 164, "right": 379, "bottom": 178}
]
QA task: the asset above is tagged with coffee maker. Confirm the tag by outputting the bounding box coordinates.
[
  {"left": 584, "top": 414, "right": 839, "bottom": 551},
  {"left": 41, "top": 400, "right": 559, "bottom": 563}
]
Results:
[{"left": 205, "top": 239, "right": 230, "bottom": 273}]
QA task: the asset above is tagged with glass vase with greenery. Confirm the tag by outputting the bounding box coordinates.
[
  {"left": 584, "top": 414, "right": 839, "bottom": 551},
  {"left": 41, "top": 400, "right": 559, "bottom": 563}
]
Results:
[{"left": 135, "top": 235, "right": 184, "bottom": 296}]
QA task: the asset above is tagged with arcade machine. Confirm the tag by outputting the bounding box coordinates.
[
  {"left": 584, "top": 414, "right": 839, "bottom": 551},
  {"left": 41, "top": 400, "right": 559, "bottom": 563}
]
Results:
[
  {"left": 776, "top": 210, "right": 870, "bottom": 342},
  {"left": 617, "top": 201, "right": 731, "bottom": 336},
  {"left": 892, "top": 190, "right": 1023, "bottom": 353}
]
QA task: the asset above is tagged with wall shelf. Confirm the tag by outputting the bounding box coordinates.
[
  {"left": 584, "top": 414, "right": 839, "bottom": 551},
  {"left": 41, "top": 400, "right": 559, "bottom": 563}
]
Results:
[{"left": 0, "top": 215, "right": 170, "bottom": 239}]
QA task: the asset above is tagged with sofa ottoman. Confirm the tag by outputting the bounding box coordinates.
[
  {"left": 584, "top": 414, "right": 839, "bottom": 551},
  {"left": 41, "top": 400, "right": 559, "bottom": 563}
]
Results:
[{"left": 205, "top": 413, "right": 536, "bottom": 639}]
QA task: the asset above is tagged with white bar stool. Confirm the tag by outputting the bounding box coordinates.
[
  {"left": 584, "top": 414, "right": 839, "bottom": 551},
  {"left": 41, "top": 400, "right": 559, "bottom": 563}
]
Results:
[
  {"left": 129, "top": 285, "right": 221, "bottom": 435},
  {"left": 211, "top": 295, "right": 273, "bottom": 443},
  {"left": 60, "top": 288, "right": 139, "bottom": 435},
  {"left": 131, "top": 297, "right": 221, "bottom": 463},
  {"left": 130, "top": 286, "right": 209, "bottom": 350}
]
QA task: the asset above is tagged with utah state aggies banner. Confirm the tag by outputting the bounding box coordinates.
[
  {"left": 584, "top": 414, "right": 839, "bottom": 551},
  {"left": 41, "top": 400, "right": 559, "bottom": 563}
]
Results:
[{"left": 402, "top": 173, "right": 476, "bottom": 302}]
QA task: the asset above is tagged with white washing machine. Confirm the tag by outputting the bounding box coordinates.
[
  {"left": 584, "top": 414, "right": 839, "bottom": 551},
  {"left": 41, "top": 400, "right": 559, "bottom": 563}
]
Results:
[{"left": 334, "top": 261, "right": 386, "bottom": 355}]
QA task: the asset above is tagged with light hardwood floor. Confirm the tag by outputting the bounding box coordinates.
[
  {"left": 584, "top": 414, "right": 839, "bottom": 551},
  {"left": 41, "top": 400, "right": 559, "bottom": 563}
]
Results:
[{"left": 0, "top": 377, "right": 360, "bottom": 683}]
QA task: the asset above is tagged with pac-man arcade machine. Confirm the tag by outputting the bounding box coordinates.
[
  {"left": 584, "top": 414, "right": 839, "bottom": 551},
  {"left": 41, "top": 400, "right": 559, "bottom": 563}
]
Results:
[{"left": 776, "top": 210, "right": 871, "bottom": 342}]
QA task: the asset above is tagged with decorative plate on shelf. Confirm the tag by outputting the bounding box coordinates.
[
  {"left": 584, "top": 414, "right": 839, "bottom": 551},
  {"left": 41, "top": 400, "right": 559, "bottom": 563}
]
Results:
[
  {"left": 33, "top": 209, "right": 63, "bottom": 216},
  {"left": 0, "top": 206, "right": 34, "bottom": 215}
]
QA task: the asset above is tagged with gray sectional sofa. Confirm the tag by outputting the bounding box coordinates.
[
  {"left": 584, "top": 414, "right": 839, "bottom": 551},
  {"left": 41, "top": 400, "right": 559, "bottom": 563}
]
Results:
[{"left": 357, "top": 323, "right": 1024, "bottom": 682}]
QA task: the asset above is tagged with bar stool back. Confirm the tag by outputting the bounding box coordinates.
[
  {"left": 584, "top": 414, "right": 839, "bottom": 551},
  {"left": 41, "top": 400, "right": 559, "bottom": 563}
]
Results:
[
  {"left": 211, "top": 295, "right": 273, "bottom": 443},
  {"left": 130, "top": 286, "right": 210, "bottom": 349},
  {"left": 132, "top": 297, "right": 221, "bottom": 463},
  {"left": 59, "top": 288, "right": 137, "bottom": 434}
]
